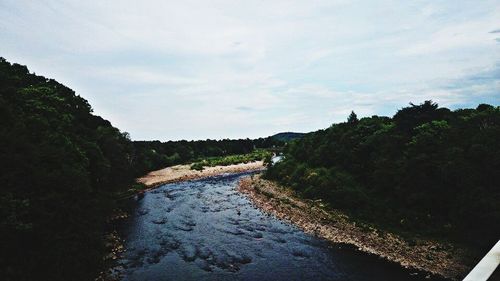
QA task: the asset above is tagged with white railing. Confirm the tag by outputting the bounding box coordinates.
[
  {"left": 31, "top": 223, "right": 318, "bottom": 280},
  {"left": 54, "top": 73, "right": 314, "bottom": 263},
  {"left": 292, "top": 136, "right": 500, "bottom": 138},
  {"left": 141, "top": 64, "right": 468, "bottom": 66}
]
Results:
[{"left": 463, "top": 240, "right": 500, "bottom": 281}]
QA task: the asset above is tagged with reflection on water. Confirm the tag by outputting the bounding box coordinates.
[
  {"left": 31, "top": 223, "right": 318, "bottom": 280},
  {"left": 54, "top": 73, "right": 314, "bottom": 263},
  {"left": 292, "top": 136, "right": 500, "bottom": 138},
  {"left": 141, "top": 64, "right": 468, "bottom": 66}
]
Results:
[{"left": 114, "top": 172, "right": 446, "bottom": 281}]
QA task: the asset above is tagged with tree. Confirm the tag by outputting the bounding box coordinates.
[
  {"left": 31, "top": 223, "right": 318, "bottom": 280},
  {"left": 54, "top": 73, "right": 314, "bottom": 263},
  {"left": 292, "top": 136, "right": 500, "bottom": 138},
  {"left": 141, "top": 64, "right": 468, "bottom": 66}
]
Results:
[
  {"left": 266, "top": 101, "right": 500, "bottom": 252},
  {"left": 347, "top": 110, "right": 359, "bottom": 124}
]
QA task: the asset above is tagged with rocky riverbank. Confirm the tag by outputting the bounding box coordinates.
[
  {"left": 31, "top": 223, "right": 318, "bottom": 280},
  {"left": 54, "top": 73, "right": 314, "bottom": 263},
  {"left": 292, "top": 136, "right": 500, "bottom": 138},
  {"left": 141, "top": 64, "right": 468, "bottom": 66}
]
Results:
[{"left": 238, "top": 174, "right": 471, "bottom": 280}]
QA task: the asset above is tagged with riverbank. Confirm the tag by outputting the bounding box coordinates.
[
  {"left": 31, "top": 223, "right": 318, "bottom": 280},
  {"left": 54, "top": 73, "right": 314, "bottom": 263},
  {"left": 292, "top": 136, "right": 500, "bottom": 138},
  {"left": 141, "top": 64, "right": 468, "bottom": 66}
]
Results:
[
  {"left": 238, "top": 174, "right": 471, "bottom": 280},
  {"left": 137, "top": 160, "right": 265, "bottom": 188}
]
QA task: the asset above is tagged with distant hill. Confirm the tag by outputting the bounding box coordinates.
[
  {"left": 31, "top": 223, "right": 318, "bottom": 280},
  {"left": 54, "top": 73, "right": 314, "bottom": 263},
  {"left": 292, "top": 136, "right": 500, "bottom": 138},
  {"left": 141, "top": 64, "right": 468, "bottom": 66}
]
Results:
[{"left": 271, "top": 132, "right": 305, "bottom": 142}]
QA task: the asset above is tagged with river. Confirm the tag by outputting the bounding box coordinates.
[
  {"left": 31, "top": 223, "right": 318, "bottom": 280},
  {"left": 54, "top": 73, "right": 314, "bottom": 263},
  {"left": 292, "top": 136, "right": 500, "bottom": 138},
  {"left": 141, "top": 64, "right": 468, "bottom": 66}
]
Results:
[{"left": 112, "top": 172, "right": 447, "bottom": 281}]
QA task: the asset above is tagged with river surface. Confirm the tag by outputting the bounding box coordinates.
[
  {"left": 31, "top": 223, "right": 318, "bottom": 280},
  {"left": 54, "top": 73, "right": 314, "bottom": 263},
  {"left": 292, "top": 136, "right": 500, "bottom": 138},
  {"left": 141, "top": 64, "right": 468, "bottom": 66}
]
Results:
[{"left": 114, "top": 172, "right": 446, "bottom": 281}]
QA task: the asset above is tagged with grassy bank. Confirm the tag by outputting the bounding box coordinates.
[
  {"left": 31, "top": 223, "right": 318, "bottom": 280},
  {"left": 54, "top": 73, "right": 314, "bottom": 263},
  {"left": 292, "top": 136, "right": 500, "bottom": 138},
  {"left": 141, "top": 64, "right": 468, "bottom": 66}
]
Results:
[{"left": 190, "top": 149, "right": 272, "bottom": 171}]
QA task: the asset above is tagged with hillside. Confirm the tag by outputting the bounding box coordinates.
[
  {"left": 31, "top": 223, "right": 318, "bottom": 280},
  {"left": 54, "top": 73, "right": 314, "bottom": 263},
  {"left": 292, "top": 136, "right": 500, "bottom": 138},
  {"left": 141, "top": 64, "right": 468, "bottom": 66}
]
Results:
[
  {"left": 271, "top": 132, "right": 306, "bottom": 142},
  {"left": 0, "top": 57, "right": 137, "bottom": 281},
  {"left": 0, "top": 58, "right": 282, "bottom": 281}
]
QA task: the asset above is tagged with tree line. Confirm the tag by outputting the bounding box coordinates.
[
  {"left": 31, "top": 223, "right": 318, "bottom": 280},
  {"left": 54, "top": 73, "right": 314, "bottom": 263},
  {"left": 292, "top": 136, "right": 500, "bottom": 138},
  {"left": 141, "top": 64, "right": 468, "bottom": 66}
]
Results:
[
  {"left": 0, "top": 58, "right": 281, "bottom": 281},
  {"left": 265, "top": 101, "right": 500, "bottom": 252},
  {"left": 133, "top": 137, "right": 281, "bottom": 175}
]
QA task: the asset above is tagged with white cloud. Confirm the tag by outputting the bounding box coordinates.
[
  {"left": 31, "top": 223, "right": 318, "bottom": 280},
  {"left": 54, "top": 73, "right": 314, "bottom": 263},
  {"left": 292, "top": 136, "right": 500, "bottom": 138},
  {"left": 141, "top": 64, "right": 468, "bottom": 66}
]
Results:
[
  {"left": 0, "top": 0, "right": 499, "bottom": 140},
  {"left": 399, "top": 18, "right": 499, "bottom": 56}
]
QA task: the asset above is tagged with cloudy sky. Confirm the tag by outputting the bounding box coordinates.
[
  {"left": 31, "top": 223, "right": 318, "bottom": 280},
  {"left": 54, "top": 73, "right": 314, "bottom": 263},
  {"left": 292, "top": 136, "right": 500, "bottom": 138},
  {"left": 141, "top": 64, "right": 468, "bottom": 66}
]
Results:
[{"left": 1, "top": 0, "right": 499, "bottom": 140}]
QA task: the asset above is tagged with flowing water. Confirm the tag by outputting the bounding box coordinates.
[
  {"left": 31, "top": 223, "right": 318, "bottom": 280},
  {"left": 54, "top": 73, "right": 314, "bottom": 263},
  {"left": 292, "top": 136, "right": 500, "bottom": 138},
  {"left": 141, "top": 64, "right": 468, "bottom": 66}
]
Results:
[{"left": 114, "top": 172, "right": 447, "bottom": 281}]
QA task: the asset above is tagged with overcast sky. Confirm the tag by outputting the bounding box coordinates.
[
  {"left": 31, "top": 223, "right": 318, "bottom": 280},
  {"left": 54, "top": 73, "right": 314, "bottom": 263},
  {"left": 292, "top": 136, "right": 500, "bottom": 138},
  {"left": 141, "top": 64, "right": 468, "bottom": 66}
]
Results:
[{"left": 1, "top": 0, "right": 499, "bottom": 140}]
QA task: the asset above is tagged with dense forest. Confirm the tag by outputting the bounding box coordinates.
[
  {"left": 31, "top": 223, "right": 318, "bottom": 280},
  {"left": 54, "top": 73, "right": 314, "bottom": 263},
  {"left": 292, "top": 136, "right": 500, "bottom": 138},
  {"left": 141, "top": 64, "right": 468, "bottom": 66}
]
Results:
[
  {"left": 0, "top": 58, "right": 280, "bottom": 281},
  {"left": 266, "top": 101, "right": 500, "bottom": 251}
]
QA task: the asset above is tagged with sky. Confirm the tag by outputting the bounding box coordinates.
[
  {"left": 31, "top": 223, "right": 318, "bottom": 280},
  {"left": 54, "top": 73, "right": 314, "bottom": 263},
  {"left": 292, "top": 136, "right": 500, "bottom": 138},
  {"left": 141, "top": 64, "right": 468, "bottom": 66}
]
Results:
[{"left": 1, "top": 0, "right": 499, "bottom": 141}]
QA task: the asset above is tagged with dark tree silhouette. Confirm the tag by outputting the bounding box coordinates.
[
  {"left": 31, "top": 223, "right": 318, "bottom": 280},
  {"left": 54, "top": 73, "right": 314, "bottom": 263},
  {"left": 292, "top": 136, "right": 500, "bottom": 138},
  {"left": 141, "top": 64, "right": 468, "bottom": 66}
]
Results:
[{"left": 347, "top": 110, "right": 359, "bottom": 124}]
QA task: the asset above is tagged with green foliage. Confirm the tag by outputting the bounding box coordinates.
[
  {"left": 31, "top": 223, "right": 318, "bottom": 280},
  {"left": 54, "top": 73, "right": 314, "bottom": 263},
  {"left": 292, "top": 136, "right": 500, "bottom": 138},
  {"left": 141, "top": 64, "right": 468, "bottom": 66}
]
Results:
[
  {"left": 191, "top": 162, "right": 205, "bottom": 171},
  {"left": 132, "top": 138, "right": 282, "bottom": 175},
  {"left": 0, "top": 58, "right": 138, "bottom": 280},
  {"left": 190, "top": 150, "right": 272, "bottom": 170},
  {"left": 263, "top": 153, "right": 273, "bottom": 167},
  {"left": 0, "top": 57, "right": 285, "bottom": 281},
  {"left": 266, "top": 101, "right": 500, "bottom": 251},
  {"left": 347, "top": 110, "right": 358, "bottom": 124}
]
